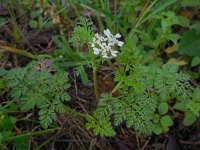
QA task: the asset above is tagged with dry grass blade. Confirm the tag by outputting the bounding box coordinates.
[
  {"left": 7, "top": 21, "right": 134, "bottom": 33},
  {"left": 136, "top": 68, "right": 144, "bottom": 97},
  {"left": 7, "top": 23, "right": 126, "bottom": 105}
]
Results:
[{"left": 0, "top": 46, "right": 36, "bottom": 59}]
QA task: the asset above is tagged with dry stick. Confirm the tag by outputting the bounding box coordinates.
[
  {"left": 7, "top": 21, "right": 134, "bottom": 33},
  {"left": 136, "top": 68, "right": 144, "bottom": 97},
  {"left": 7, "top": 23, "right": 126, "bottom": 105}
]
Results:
[{"left": 141, "top": 137, "right": 151, "bottom": 150}]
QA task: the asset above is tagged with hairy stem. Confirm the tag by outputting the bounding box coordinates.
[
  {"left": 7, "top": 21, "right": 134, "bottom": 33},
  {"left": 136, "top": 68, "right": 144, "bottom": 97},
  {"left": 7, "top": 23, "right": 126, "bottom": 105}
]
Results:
[{"left": 89, "top": 45, "right": 99, "bottom": 103}]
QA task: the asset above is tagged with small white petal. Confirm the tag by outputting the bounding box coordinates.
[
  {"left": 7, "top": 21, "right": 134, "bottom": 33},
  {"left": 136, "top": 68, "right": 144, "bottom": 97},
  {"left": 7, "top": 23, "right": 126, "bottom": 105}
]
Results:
[
  {"left": 95, "top": 33, "right": 99, "bottom": 38},
  {"left": 117, "top": 41, "right": 124, "bottom": 47},
  {"left": 93, "top": 48, "right": 100, "bottom": 55},
  {"left": 111, "top": 50, "right": 118, "bottom": 57},
  {"left": 115, "top": 33, "right": 121, "bottom": 38},
  {"left": 104, "top": 29, "right": 111, "bottom": 37},
  {"left": 102, "top": 37, "right": 108, "bottom": 41},
  {"left": 91, "top": 43, "right": 95, "bottom": 47},
  {"left": 102, "top": 54, "right": 108, "bottom": 58}
]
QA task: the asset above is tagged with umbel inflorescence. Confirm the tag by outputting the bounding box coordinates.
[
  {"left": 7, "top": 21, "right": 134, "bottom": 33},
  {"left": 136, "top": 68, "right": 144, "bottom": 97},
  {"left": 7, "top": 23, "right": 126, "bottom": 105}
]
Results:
[{"left": 90, "top": 29, "right": 124, "bottom": 58}]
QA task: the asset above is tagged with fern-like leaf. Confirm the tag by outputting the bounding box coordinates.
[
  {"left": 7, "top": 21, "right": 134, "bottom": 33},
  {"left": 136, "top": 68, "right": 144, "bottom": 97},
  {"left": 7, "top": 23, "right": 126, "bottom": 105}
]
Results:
[
  {"left": 71, "top": 17, "right": 95, "bottom": 46},
  {"left": 4, "top": 64, "right": 71, "bottom": 128}
]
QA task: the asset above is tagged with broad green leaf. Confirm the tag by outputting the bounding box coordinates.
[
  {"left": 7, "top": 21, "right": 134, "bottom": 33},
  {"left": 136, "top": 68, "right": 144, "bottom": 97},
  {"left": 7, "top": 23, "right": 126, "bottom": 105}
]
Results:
[
  {"left": 191, "top": 56, "right": 200, "bottom": 67},
  {"left": 161, "top": 19, "right": 171, "bottom": 30},
  {"left": 186, "top": 101, "right": 200, "bottom": 117},
  {"left": 173, "top": 101, "right": 187, "bottom": 112},
  {"left": 168, "top": 34, "right": 181, "bottom": 44},
  {"left": 176, "top": 16, "right": 190, "bottom": 27},
  {"left": 79, "top": 66, "right": 89, "bottom": 86},
  {"left": 153, "top": 114, "right": 160, "bottom": 123},
  {"left": 158, "top": 103, "right": 169, "bottom": 115},
  {"left": 3, "top": 118, "right": 15, "bottom": 130},
  {"left": 179, "top": 30, "right": 200, "bottom": 56},
  {"left": 190, "top": 22, "right": 200, "bottom": 31},
  {"left": 160, "top": 115, "right": 173, "bottom": 127},
  {"left": 152, "top": 123, "right": 162, "bottom": 135},
  {"left": 183, "top": 111, "right": 196, "bottom": 126}
]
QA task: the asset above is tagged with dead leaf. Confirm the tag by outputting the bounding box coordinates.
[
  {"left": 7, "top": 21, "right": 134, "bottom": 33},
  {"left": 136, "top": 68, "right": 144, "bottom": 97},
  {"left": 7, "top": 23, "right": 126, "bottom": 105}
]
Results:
[
  {"left": 165, "top": 44, "right": 179, "bottom": 54},
  {"left": 167, "top": 58, "right": 187, "bottom": 66}
]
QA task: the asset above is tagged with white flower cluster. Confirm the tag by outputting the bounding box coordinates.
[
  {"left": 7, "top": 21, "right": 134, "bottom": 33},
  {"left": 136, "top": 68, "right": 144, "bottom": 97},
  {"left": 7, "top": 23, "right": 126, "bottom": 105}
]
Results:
[{"left": 90, "top": 29, "right": 124, "bottom": 58}]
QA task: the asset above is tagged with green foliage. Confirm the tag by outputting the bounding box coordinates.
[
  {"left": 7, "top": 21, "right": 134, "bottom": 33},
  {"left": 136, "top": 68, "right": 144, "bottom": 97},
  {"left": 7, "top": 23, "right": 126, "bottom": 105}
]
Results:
[
  {"left": 179, "top": 30, "right": 200, "bottom": 56},
  {"left": 14, "top": 137, "right": 29, "bottom": 150},
  {"left": 152, "top": 114, "right": 173, "bottom": 135},
  {"left": 183, "top": 111, "right": 196, "bottom": 126},
  {"left": 174, "top": 87, "right": 200, "bottom": 126},
  {"left": 191, "top": 56, "right": 200, "bottom": 67},
  {"left": 0, "top": 102, "right": 28, "bottom": 150},
  {"left": 158, "top": 103, "right": 169, "bottom": 115},
  {"left": 152, "top": 102, "right": 173, "bottom": 135},
  {"left": 88, "top": 33, "right": 193, "bottom": 136},
  {"left": 181, "top": 0, "right": 200, "bottom": 7},
  {"left": 71, "top": 17, "right": 95, "bottom": 46},
  {"left": 0, "top": 106, "right": 17, "bottom": 132},
  {"left": 87, "top": 93, "right": 156, "bottom": 136},
  {"left": 3, "top": 65, "right": 71, "bottom": 129},
  {"left": 1, "top": 0, "right": 200, "bottom": 144},
  {"left": 160, "top": 116, "right": 173, "bottom": 129},
  {"left": 113, "top": 93, "right": 156, "bottom": 135},
  {"left": 75, "top": 65, "right": 89, "bottom": 86},
  {"left": 85, "top": 29, "right": 194, "bottom": 136},
  {"left": 86, "top": 112, "right": 116, "bottom": 137}
]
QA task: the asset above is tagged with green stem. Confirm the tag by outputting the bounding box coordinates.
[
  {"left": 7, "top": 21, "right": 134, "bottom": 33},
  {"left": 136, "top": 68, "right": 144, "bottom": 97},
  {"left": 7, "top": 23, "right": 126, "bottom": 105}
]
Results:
[
  {"left": 35, "top": 134, "right": 57, "bottom": 150},
  {"left": 5, "top": 128, "right": 59, "bottom": 142},
  {"left": 89, "top": 138, "right": 95, "bottom": 150},
  {"left": 64, "top": 105, "right": 87, "bottom": 117},
  {"left": 93, "top": 65, "right": 99, "bottom": 103},
  {"left": 89, "top": 45, "right": 100, "bottom": 103},
  {"left": 111, "top": 81, "right": 122, "bottom": 94},
  {"left": 131, "top": 0, "right": 159, "bottom": 33}
]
